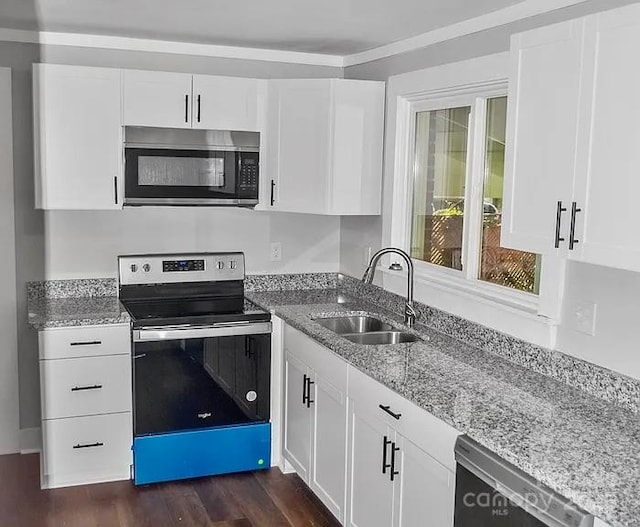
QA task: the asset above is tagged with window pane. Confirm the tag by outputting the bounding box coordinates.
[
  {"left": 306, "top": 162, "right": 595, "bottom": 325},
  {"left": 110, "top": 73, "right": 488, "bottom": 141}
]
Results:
[
  {"left": 410, "top": 106, "right": 471, "bottom": 271},
  {"left": 480, "top": 97, "right": 540, "bottom": 294}
]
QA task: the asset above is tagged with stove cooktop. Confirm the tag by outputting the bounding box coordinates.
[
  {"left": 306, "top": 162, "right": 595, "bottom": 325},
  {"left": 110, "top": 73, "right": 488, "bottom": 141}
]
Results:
[{"left": 121, "top": 296, "right": 270, "bottom": 328}]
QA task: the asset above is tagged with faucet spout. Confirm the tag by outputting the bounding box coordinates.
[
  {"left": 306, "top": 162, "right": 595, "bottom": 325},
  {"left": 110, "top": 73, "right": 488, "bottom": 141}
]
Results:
[{"left": 361, "top": 247, "right": 416, "bottom": 327}]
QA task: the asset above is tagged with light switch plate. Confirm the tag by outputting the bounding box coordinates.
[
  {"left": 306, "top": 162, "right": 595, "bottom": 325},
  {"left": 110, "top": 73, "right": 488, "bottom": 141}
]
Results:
[{"left": 573, "top": 301, "right": 597, "bottom": 336}]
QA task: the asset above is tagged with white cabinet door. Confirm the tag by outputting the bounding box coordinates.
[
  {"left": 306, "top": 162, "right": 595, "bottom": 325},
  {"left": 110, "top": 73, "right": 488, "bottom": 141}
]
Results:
[
  {"left": 395, "top": 436, "right": 455, "bottom": 527},
  {"left": 347, "top": 400, "right": 394, "bottom": 527},
  {"left": 569, "top": 5, "right": 640, "bottom": 271},
  {"left": 123, "top": 70, "right": 192, "bottom": 128},
  {"left": 33, "top": 64, "right": 122, "bottom": 210},
  {"left": 283, "top": 351, "right": 311, "bottom": 480},
  {"left": 502, "top": 19, "right": 585, "bottom": 254},
  {"left": 192, "top": 75, "right": 260, "bottom": 131},
  {"left": 268, "top": 80, "right": 331, "bottom": 214},
  {"left": 309, "top": 373, "right": 347, "bottom": 522}
]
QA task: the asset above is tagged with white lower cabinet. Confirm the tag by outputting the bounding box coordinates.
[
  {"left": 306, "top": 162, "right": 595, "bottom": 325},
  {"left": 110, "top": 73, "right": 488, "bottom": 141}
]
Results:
[
  {"left": 283, "top": 325, "right": 348, "bottom": 522},
  {"left": 38, "top": 324, "right": 133, "bottom": 489},
  {"left": 281, "top": 323, "right": 460, "bottom": 526}
]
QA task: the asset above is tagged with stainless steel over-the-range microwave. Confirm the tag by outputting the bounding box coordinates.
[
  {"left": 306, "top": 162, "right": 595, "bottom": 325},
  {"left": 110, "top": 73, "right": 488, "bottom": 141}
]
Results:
[{"left": 123, "top": 127, "right": 260, "bottom": 207}]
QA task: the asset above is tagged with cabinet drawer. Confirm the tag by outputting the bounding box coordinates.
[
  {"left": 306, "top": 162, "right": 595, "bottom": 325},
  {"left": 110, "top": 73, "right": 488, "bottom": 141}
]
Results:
[
  {"left": 284, "top": 325, "right": 348, "bottom": 390},
  {"left": 348, "top": 366, "right": 459, "bottom": 471},
  {"left": 42, "top": 412, "right": 132, "bottom": 488},
  {"left": 41, "top": 355, "right": 132, "bottom": 420},
  {"left": 39, "top": 324, "right": 130, "bottom": 360}
]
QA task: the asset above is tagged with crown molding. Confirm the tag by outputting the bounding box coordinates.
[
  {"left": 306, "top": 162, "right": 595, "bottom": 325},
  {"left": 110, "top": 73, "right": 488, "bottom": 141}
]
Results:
[
  {"left": 342, "top": 0, "right": 589, "bottom": 67},
  {"left": 0, "top": 28, "right": 345, "bottom": 68},
  {"left": 0, "top": 0, "right": 589, "bottom": 69}
]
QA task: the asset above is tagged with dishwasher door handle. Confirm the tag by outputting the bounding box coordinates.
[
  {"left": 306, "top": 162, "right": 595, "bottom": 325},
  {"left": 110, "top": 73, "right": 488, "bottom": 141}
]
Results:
[{"left": 133, "top": 321, "right": 272, "bottom": 342}]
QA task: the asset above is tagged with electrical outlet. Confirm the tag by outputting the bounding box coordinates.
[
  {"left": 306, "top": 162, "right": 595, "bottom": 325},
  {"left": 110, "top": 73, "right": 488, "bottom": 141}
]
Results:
[
  {"left": 573, "top": 301, "right": 597, "bottom": 336},
  {"left": 270, "top": 242, "right": 282, "bottom": 262}
]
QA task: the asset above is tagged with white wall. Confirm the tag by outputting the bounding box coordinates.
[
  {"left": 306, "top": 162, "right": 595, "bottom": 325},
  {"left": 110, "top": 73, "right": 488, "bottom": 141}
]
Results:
[
  {"left": 44, "top": 209, "right": 340, "bottom": 278},
  {"left": 0, "top": 67, "right": 20, "bottom": 454}
]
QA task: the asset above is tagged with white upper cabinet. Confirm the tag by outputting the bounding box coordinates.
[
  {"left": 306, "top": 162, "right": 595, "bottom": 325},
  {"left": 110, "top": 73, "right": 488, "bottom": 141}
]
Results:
[
  {"left": 192, "top": 75, "right": 263, "bottom": 131},
  {"left": 123, "top": 70, "right": 262, "bottom": 132},
  {"left": 123, "top": 70, "right": 193, "bottom": 128},
  {"left": 503, "top": 3, "right": 640, "bottom": 272},
  {"left": 33, "top": 64, "right": 122, "bottom": 210},
  {"left": 265, "top": 79, "right": 385, "bottom": 215},
  {"left": 569, "top": 5, "right": 640, "bottom": 271},
  {"left": 501, "top": 19, "right": 585, "bottom": 254}
]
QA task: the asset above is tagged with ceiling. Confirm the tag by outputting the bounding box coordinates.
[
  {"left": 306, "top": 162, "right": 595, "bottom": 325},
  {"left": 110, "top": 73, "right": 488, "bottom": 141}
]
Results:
[{"left": 0, "top": 0, "right": 528, "bottom": 55}]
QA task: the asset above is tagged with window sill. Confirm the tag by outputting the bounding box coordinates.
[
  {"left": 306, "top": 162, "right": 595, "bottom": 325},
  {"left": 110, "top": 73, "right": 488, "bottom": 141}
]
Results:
[{"left": 379, "top": 265, "right": 559, "bottom": 347}]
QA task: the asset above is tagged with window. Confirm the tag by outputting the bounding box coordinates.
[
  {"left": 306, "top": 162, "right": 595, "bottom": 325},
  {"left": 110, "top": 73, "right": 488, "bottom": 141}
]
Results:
[{"left": 409, "top": 94, "right": 540, "bottom": 295}]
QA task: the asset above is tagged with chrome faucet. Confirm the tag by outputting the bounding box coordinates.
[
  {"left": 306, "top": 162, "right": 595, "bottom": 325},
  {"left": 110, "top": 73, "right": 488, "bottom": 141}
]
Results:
[{"left": 362, "top": 247, "right": 417, "bottom": 328}]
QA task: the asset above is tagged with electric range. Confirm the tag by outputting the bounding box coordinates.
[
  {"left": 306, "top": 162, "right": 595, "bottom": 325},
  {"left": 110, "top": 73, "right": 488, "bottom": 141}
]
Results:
[{"left": 118, "top": 252, "right": 272, "bottom": 485}]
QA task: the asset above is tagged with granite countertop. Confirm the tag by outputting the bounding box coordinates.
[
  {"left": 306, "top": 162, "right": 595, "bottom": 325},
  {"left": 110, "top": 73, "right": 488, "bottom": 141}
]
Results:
[
  {"left": 28, "top": 296, "right": 130, "bottom": 329},
  {"left": 246, "top": 289, "right": 640, "bottom": 527}
]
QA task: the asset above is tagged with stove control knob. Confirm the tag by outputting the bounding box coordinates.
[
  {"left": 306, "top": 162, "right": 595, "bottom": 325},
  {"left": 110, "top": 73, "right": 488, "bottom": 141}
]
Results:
[
  {"left": 217, "top": 261, "right": 225, "bottom": 270},
  {"left": 142, "top": 263, "right": 151, "bottom": 273},
  {"left": 130, "top": 264, "right": 138, "bottom": 273},
  {"left": 230, "top": 260, "right": 237, "bottom": 270}
]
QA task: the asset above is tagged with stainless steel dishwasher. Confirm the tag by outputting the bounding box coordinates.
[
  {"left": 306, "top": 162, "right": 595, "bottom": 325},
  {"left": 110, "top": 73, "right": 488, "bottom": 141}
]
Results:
[{"left": 454, "top": 436, "right": 594, "bottom": 527}]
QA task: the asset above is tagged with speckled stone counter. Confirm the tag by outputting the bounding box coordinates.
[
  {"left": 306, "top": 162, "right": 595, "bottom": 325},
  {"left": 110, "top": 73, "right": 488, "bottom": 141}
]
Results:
[
  {"left": 27, "top": 278, "right": 129, "bottom": 329},
  {"left": 246, "top": 288, "right": 640, "bottom": 527}
]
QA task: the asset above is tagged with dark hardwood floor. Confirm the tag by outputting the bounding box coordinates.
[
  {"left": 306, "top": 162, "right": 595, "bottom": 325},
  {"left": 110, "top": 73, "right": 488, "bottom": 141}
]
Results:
[{"left": 0, "top": 454, "right": 342, "bottom": 527}]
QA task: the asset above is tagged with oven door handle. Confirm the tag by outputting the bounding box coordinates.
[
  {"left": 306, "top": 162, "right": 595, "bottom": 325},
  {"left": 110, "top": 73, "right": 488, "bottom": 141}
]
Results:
[{"left": 133, "top": 321, "right": 272, "bottom": 342}]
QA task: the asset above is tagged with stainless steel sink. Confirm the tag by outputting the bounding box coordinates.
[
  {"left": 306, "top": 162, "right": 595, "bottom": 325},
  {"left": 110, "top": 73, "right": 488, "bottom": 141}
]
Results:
[
  {"left": 314, "top": 315, "right": 393, "bottom": 334},
  {"left": 342, "top": 331, "right": 420, "bottom": 346}
]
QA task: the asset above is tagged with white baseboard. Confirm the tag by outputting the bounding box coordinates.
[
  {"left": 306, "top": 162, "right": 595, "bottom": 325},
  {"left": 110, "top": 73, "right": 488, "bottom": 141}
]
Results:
[{"left": 20, "top": 427, "right": 41, "bottom": 454}]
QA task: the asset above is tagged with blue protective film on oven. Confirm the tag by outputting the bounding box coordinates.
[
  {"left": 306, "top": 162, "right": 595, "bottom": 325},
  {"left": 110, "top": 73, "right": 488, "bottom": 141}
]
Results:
[{"left": 133, "top": 422, "right": 271, "bottom": 485}]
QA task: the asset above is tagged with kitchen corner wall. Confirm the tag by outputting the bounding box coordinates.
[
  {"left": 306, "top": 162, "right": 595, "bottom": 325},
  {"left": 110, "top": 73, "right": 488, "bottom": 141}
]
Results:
[
  {"left": 341, "top": 0, "right": 640, "bottom": 383},
  {"left": 0, "top": 40, "right": 343, "bottom": 431}
]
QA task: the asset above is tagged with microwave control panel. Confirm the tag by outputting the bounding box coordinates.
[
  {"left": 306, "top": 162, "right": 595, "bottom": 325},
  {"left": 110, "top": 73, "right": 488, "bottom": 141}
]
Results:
[{"left": 238, "top": 154, "right": 259, "bottom": 192}]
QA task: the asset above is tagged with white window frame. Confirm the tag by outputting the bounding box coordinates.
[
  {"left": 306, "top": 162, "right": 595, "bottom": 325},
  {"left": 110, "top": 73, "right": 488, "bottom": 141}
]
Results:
[{"left": 387, "top": 76, "right": 564, "bottom": 323}]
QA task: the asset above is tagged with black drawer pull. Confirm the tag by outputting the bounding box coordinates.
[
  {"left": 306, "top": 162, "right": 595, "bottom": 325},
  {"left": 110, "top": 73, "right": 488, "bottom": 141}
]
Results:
[
  {"left": 270, "top": 180, "right": 276, "bottom": 206},
  {"left": 382, "top": 435, "right": 392, "bottom": 474},
  {"left": 379, "top": 404, "right": 402, "bottom": 420},
  {"left": 568, "top": 201, "right": 582, "bottom": 250},
  {"left": 70, "top": 340, "right": 102, "bottom": 347},
  {"left": 71, "top": 384, "right": 103, "bottom": 392},
  {"left": 554, "top": 200, "right": 566, "bottom": 248},
  {"left": 302, "top": 374, "right": 309, "bottom": 405},
  {"left": 73, "top": 442, "right": 104, "bottom": 449},
  {"left": 306, "top": 378, "right": 314, "bottom": 408},
  {"left": 390, "top": 442, "right": 400, "bottom": 481}
]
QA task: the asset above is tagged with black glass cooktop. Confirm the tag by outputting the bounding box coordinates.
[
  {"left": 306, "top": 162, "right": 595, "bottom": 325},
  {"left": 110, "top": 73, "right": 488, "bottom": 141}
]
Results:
[{"left": 121, "top": 296, "right": 270, "bottom": 328}]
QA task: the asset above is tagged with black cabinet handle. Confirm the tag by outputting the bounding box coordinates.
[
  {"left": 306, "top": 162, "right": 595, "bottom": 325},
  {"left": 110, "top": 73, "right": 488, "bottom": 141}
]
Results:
[
  {"left": 379, "top": 404, "right": 402, "bottom": 420},
  {"left": 71, "top": 384, "right": 103, "bottom": 392},
  {"left": 73, "top": 442, "right": 104, "bottom": 449},
  {"left": 306, "top": 378, "right": 314, "bottom": 408},
  {"left": 270, "top": 180, "right": 276, "bottom": 206},
  {"left": 70, "top": 340, "right": 102, "bottom": 347},
  {"left": 390, "top": 442, "right": 400, "bottom": 481},
  {"left": 185, "top": 94, "right": 189, "bottom": 123},
  {"left": 197, "top": 94, "right": 201, "bottom": 123},
  {"left": 302, "top": 374, "right": 309, "bottom": 405},
  {"left": 554, "top": 200, "right": 566, "bottom": 248},
  {"left": 114, "top": 176, "right": 118, "bottom": 205},
  {"left": 569, "top": 201, "right": 582, "bottom": 250},
  {"left": 382, "top": 435, "right": 392, "bottom": 474}
]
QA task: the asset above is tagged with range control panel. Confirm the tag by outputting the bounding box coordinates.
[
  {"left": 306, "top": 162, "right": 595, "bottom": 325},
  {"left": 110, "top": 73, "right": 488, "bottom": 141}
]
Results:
[{"left": 119, "top": 252, "right": 245, "bottom": 286}]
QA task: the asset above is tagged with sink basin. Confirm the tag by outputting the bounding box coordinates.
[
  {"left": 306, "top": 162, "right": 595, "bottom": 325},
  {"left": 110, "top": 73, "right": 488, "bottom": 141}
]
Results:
[
  {"left": 314, "top": 315, "right": 393, "bottom": 334},
  {"left": 342, "top": 331, "right": 420, "bottom": 346}
]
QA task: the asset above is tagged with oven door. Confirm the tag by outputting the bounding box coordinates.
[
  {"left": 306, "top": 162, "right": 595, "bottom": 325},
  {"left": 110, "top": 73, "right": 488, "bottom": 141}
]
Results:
[
  {"left": 132, "top": 322, "right": 271, "bottom": 437},
  {"left": 124, "top": 147, "right": 252, "bottom": 206}
]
